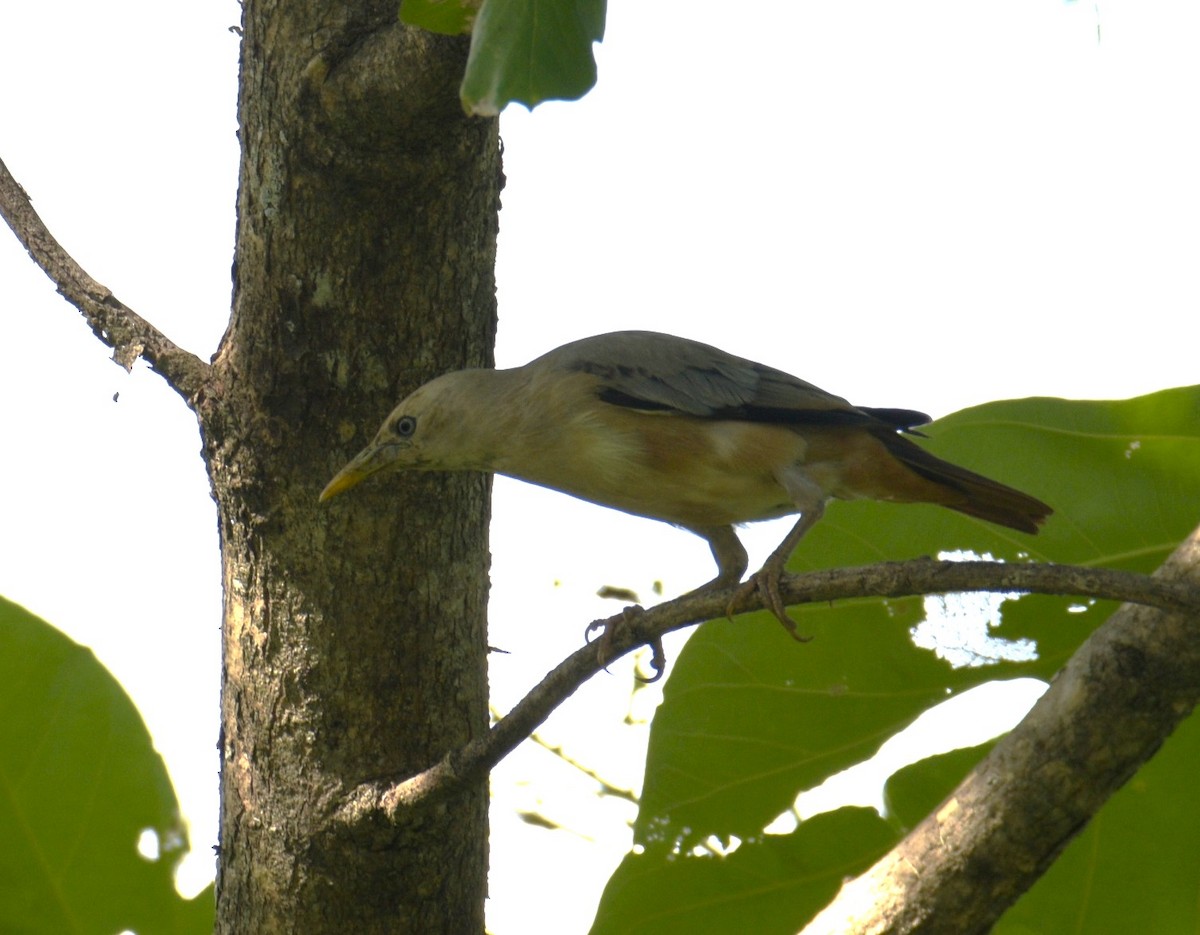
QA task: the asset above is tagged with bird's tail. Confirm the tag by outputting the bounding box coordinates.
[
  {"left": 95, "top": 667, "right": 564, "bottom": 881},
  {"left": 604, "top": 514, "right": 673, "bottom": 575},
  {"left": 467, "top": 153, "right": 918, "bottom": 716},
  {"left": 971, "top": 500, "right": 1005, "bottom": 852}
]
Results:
[{"left": 878, "top": 431, "right": 1052, "bottom": 534}]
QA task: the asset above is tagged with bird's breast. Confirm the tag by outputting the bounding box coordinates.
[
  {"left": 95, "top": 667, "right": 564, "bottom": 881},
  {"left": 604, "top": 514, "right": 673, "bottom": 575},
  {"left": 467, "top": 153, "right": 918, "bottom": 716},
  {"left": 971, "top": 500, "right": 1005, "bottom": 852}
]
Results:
[{"left": 496, "top": 406, "right": 814, "bottom": 528}]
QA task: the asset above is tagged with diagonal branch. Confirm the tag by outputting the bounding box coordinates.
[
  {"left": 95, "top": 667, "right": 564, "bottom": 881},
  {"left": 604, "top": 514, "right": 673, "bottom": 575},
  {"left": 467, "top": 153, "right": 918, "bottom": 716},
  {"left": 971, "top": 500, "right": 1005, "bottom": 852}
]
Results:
[
  {"left": 333, "top": 555, "right": 1200, "bottom": 826},
  {"left": 0, "top": 155, "right": 210, "bottom": 402}
]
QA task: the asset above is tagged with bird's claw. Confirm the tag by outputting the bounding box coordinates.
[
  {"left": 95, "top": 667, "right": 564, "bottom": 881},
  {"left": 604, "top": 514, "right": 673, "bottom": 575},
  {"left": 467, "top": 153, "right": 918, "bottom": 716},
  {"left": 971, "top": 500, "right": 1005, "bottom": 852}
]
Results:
[
  {"left": 636, "top": 636, "right": 666, "bottom": 683},
  {"left": 585, "top": 604, "right": 666, "bottom": 680},
  {"left": 726, "top": 565, "right": 811, "bottom": 643}
]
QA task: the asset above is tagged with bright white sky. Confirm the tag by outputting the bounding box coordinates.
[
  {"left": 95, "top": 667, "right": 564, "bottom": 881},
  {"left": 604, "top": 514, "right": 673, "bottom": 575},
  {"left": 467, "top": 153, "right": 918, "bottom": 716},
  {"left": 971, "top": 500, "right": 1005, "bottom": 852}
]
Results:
[{"left": 1, "top": 1, "right": 1197, "bottom": 932}]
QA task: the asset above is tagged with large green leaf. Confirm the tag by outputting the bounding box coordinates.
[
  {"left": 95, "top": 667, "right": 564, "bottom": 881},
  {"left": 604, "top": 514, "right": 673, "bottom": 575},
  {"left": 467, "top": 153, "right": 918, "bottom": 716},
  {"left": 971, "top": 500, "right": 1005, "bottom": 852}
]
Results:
[
  {"left": 592, "top": 386, "right": 1200, "bottom": 933},
  {"left": 399, "top": 0, "right": 607, "bottom": 113},
  {"left": 594, "top": 807, "right": 894, "bottom": 935},
  {"left": 631, "top": 593, "right": 1004, "bottom": 852},
  {"left": 460, "top": 0, "right": 606, "bottom": 114},
  {"left": 0, "top": 597, "right": 213, "bottom": 934},
  {"left": 399, "top": 0, "right": 481, "bottom": 36}
]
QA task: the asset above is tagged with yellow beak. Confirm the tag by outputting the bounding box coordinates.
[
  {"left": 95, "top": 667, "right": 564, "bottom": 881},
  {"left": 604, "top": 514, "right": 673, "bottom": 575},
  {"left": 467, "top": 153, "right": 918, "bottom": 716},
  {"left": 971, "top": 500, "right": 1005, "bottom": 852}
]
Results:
[{"left": 319, "top": 443, "right": 394, "bottom": 502}]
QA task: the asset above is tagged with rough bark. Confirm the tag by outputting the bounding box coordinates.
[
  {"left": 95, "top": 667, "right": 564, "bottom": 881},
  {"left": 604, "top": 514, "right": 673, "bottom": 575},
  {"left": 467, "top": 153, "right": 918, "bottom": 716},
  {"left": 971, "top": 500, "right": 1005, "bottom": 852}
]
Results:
[{"left": 199, "top": 2, "right": 500, "bottom": 931}]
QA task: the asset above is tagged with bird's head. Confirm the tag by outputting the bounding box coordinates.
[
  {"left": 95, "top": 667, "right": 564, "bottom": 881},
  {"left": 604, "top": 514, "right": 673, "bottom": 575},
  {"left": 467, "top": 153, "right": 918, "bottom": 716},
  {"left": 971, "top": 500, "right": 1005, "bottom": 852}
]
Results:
[{"left": 319, "top": 369, "right": 502, "bottom": 502}]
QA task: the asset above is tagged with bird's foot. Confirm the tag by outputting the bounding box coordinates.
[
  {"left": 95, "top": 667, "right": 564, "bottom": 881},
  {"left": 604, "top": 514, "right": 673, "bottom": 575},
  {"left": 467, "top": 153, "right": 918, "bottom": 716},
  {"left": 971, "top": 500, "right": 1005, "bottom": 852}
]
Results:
[
  {"left": 727, "top": 564, "right": 812, "bottom": 643},
  {"left": 585, "top": 605, "right": 668, "bottom": 682}
]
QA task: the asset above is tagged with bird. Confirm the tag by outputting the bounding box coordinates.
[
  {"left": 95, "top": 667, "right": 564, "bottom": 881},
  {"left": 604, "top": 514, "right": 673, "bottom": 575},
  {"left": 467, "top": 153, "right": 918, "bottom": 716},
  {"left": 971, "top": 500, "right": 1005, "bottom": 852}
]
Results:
[{"left": 320, "top": 330, "right": 1052, "bottom": 635}]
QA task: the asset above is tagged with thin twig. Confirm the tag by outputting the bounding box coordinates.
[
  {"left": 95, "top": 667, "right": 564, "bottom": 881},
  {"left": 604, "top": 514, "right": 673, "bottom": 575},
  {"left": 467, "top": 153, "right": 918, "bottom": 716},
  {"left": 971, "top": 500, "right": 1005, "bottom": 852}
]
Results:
[
  {"left": 488, "top": 702, "right": 638, "bottom": 802},
  {"left": 0, "top": 155, "right": 209, "bottom": 401},
  {"left": 333, "top": 557, "right": 1200, "bottom": 825},
  {"left": 528, "top": 732, "right": 640, "bottom": 804}
]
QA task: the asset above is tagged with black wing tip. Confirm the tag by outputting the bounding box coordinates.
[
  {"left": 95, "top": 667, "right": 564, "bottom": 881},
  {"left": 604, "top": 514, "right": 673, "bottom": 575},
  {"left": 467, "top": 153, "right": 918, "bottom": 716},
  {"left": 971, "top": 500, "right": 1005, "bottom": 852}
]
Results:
[{"left": 860, "top": 407, "right": 933, "bottom": 431}]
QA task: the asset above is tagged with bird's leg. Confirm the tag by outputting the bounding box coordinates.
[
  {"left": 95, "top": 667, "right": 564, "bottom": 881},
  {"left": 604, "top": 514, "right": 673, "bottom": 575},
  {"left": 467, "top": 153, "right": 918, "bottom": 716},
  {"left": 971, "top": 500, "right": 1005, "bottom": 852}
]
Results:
[
  {"left": 585, "top": 526, "right": 748, "bottom": 680},
  {"left": 689, "top": 525, "right": 749, "bottom": 593},
  {"left": 730, "top": 502, "right": 825, "bottom": 640}
]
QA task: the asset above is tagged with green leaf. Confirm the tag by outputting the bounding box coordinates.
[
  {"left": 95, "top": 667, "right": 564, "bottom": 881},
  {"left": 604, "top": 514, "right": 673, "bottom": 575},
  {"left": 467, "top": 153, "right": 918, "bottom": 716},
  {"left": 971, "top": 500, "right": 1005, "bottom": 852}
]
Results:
[
  {"left": 634, "top": 592, "right": 999, "bottom": 853},
  {"left": 399, "top": 0, "right": 481, "bottom": 36},
  {"left": 599, "top": 386, "right": 1200, "bottom": 931},
  {"left": 591, "top": 807, "right": 893, "bottom": 935},
  {"left": 460, "top": 0, "right": 606, "bottom": 115},
  {"left": 0, "top": 596, "right": 213, "bottom": 934}
]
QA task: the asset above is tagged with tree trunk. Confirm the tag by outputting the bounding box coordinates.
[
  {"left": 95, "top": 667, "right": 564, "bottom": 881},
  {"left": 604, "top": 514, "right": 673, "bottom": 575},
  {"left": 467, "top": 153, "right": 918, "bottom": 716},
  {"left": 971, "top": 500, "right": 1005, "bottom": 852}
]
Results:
[{"left": 199, "top": 2, "right": 500, "bottom": 930}]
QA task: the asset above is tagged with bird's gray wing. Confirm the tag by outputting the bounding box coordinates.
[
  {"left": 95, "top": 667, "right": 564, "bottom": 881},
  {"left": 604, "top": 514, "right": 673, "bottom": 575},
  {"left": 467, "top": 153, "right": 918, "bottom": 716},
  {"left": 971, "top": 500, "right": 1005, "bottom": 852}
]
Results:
[{"left": 538, "top": 331, "right": 929, "bottom": 430}]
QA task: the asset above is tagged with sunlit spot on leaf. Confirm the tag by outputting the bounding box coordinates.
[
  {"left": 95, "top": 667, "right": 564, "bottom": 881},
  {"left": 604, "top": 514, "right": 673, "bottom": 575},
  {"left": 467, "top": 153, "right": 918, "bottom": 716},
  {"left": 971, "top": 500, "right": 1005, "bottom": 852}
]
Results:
[
  {"left": 910, "top": 550, "right": 1037, "bottom": 667},
  {"left": 137, "top": 828, "right": 160, "bottom": 861}
]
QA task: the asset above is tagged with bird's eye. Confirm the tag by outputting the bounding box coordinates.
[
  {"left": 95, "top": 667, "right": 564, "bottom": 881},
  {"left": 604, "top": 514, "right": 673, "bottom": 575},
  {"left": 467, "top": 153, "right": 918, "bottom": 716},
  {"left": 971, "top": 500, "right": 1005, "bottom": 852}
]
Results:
[{"left": 393, "top": 415, "right": 417, "bottom": 437}]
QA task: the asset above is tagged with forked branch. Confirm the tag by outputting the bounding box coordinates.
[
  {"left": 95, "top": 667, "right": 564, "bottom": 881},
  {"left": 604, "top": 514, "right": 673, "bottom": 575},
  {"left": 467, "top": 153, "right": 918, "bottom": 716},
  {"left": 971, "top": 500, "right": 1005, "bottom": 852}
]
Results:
[{"left": 0, "top": 155, "right": 209, "bottom": 401}]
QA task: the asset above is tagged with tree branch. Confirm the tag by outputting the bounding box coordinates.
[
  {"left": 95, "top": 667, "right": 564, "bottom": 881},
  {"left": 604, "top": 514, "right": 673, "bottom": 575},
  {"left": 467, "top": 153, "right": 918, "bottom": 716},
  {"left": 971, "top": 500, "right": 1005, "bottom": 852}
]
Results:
[
  {"left": 803, "top": 529, "right": 1200, "bottom": 934},
  {"left": 333, "top": 554, "right": 1200, "bottom": 826},
  {"left": 0, "top": 155, "right": 209, "bottom": 402}
]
